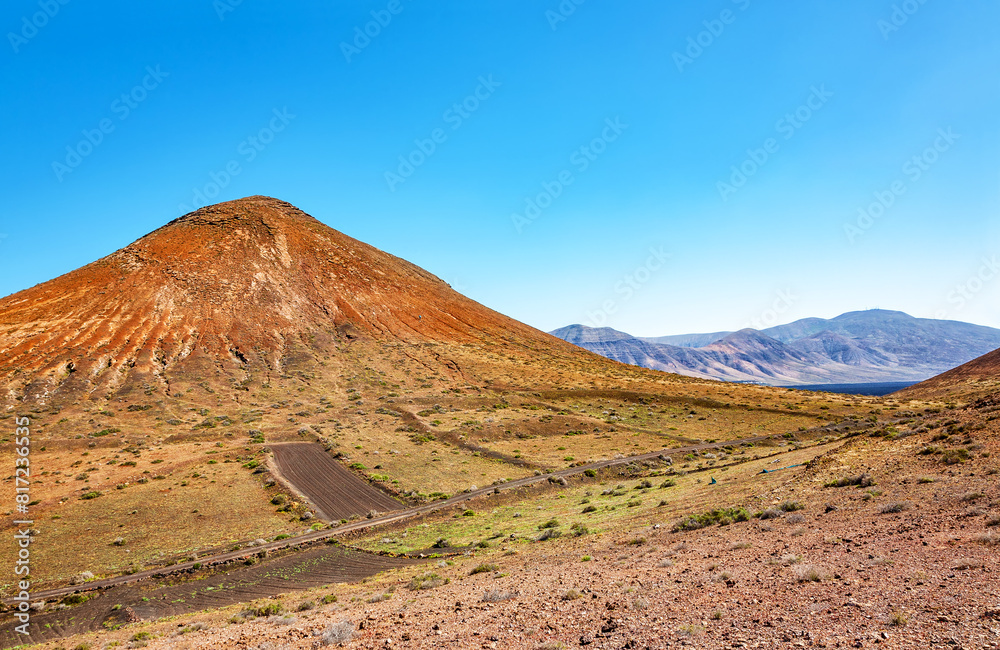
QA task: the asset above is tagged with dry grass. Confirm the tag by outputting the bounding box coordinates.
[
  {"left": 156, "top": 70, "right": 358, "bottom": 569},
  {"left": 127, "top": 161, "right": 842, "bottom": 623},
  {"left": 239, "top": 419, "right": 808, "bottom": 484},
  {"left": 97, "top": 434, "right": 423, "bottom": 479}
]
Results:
[{"left": 792, "top": 564, "right": 824, "bottom": 582}]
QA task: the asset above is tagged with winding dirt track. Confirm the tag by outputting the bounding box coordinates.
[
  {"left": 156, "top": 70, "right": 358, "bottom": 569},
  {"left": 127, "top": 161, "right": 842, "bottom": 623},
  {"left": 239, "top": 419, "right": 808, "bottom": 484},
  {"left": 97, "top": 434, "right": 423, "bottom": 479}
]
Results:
[{"left": 270, "top": 442, "right": 404, "bottom": 520}]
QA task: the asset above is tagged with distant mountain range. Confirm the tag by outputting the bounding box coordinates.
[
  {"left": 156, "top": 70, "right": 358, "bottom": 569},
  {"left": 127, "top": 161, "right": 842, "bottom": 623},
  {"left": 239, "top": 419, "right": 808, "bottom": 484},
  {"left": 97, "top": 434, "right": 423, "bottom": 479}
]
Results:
[{"left": 550, "top": 310, "right": 1000, "bottom": 386}]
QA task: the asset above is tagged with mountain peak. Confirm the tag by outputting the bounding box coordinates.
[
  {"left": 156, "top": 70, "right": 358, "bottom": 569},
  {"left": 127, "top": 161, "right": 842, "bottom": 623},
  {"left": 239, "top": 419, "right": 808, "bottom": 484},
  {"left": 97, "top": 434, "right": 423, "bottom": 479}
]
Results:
[
  {"left": 0, "top": 198, "right": 568, "bottom": 405},
  {"left": 162, "top": 195, "right": 314, "bottom": 229}
]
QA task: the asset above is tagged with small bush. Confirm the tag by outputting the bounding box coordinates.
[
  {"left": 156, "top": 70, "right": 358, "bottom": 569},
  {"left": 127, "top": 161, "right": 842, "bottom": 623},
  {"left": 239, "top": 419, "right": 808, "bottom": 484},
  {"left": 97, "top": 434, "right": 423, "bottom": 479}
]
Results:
[
  {"left": 297, "top": 600, "right": 315, "bottom": 612},
  {"left": 758, "top": 508, "right": 783, "bottom": 520},
  {"left": 582, "top": 505, "right": 598, "bottom": 514},
  {"left": 481, "top": 589, "right": 515, "bottom": 602},
  {"left": 537, "top": 518, "right": 560, "bottom": 530},
  {"left": 470, "top": 563, "right": 498, "bottom": 576},
  {"left": 793, "top": 565, "right": 824, "bottom": 582},
  {"left": 244, "top": 602, "right": 282, "bottom": 618},
  {"left": 878, "top": 501, "right": 910, "bottom": 514},
  {"left": 888, "top": 610, "right": 907, "bottom": 627},
  {"left": 367, "top": 591, "right": 392, "bottom": 603},
  {"left": 80, "top": 491, "right": 103, "bottom": 500},
  {"left": 562, "top": 589, "right": 582, "bottom": 601},
  {"left": 570, "top": 522, "right": 589, "bottom": 537},
  {"left": 321, "top": 594, "right": 338, "bottom": 604},
  {"left": 322, "top": 620, "right": 355, "bottom": 645},
  {"left": 824, "top": 473, "right": 874, "bottom": 488},
  {"left": 976, "top": 531, "right": 1000, "bottom": 546},
  {"left": 942, "top": 449, "right": 971, "bottom": 465},
  {"left": 779, "top": 501, "right": 804, "bottom": 512},
  {"left": 673, "top": 506, "right": 750, "bottom": 531},
  {"left": 409, "top": 572, "right": 448, "bottom": 590}
]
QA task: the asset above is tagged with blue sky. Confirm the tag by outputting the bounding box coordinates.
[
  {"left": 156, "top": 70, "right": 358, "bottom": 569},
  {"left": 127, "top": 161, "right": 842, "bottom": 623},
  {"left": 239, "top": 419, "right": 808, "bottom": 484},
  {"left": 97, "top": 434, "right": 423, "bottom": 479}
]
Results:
[{"left": 2, "top": 0, "right": 998, "bottom": 336}]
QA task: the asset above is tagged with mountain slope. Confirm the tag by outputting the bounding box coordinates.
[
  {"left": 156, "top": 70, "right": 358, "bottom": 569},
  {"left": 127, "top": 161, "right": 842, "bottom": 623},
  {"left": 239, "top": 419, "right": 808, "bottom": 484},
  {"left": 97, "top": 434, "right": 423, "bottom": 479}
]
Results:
[
  {"left": 896, "top": 347, "right": 1000, "bottom": 401},
  {"left": 0, "top": 196, "right": 600, "bottom": 406},
  {"left": 551, "top": 311, "right": 1000, "bottom": 386}
]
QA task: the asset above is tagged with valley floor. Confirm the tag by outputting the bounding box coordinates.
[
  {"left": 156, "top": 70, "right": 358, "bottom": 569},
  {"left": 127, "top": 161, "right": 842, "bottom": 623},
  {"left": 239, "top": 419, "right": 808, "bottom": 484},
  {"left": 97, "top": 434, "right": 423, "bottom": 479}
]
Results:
[{"left": 25, "top": 398, "right": 1000, "bottom": 650}]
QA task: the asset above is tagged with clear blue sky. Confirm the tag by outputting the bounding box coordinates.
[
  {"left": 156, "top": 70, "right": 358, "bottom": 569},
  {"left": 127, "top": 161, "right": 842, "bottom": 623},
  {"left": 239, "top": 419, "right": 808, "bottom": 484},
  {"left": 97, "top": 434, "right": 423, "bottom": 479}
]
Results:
[{"left": 2, "top": 0, "right": 998, "bottom": 336}]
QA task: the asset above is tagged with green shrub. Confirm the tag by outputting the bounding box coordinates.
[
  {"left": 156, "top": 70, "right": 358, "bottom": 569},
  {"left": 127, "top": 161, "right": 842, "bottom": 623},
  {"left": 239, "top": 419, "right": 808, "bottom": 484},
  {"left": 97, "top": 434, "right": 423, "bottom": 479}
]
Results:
[
  {"left": 942, "top": 449, "right": 971, "bottom": 465},
  {"left": 244, "top": 602, "right": 283, "bottom": 618},
  {"left": 409, "top": 572, "right": 448, "bottom": 590},
  {"left": 469, "top": 563, "right": 498, "bottom": 576},
  {"left": 824, "top": 473, "right": 873, "bottom": 488},
  {"left": 673, "top": 506, "right": 750, "bottom": 532}
]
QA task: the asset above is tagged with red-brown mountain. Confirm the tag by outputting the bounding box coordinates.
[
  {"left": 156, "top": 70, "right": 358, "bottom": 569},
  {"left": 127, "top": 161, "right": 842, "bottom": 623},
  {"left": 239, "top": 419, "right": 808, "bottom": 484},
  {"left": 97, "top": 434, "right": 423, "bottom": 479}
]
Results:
[{"left": 0, "top": 196, "right": 595, "bottom": 406}]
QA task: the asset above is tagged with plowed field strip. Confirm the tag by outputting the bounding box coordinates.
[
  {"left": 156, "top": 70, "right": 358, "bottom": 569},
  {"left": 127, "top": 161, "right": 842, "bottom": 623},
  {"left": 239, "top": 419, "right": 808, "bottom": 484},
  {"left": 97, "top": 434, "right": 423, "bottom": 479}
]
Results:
[{"left": 271, "top": 442, "right": 403, "bottom": 520}]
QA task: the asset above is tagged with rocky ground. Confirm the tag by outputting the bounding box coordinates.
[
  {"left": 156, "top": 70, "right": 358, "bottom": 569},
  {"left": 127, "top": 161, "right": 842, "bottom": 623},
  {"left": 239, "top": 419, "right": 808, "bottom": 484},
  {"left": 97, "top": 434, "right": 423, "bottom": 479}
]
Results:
[{"left": 53, "top": 404, "right": 999, "bottom": 650}]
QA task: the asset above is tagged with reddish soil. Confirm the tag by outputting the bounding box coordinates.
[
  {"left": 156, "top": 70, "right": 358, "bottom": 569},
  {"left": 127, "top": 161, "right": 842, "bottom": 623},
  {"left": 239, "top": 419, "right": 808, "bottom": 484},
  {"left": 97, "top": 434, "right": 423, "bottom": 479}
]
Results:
[
  {"left": 271, "top": 443, "right": 404, "bottom": 520},
  {"left": 0, "top": 543, "right": 415, "bottom": 649},
  {"left": 0, "top": 196, "right": 589, "bottom": 406},
  {"left": 114, "top": 403, "right": 1000, "bottom": 650}
]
